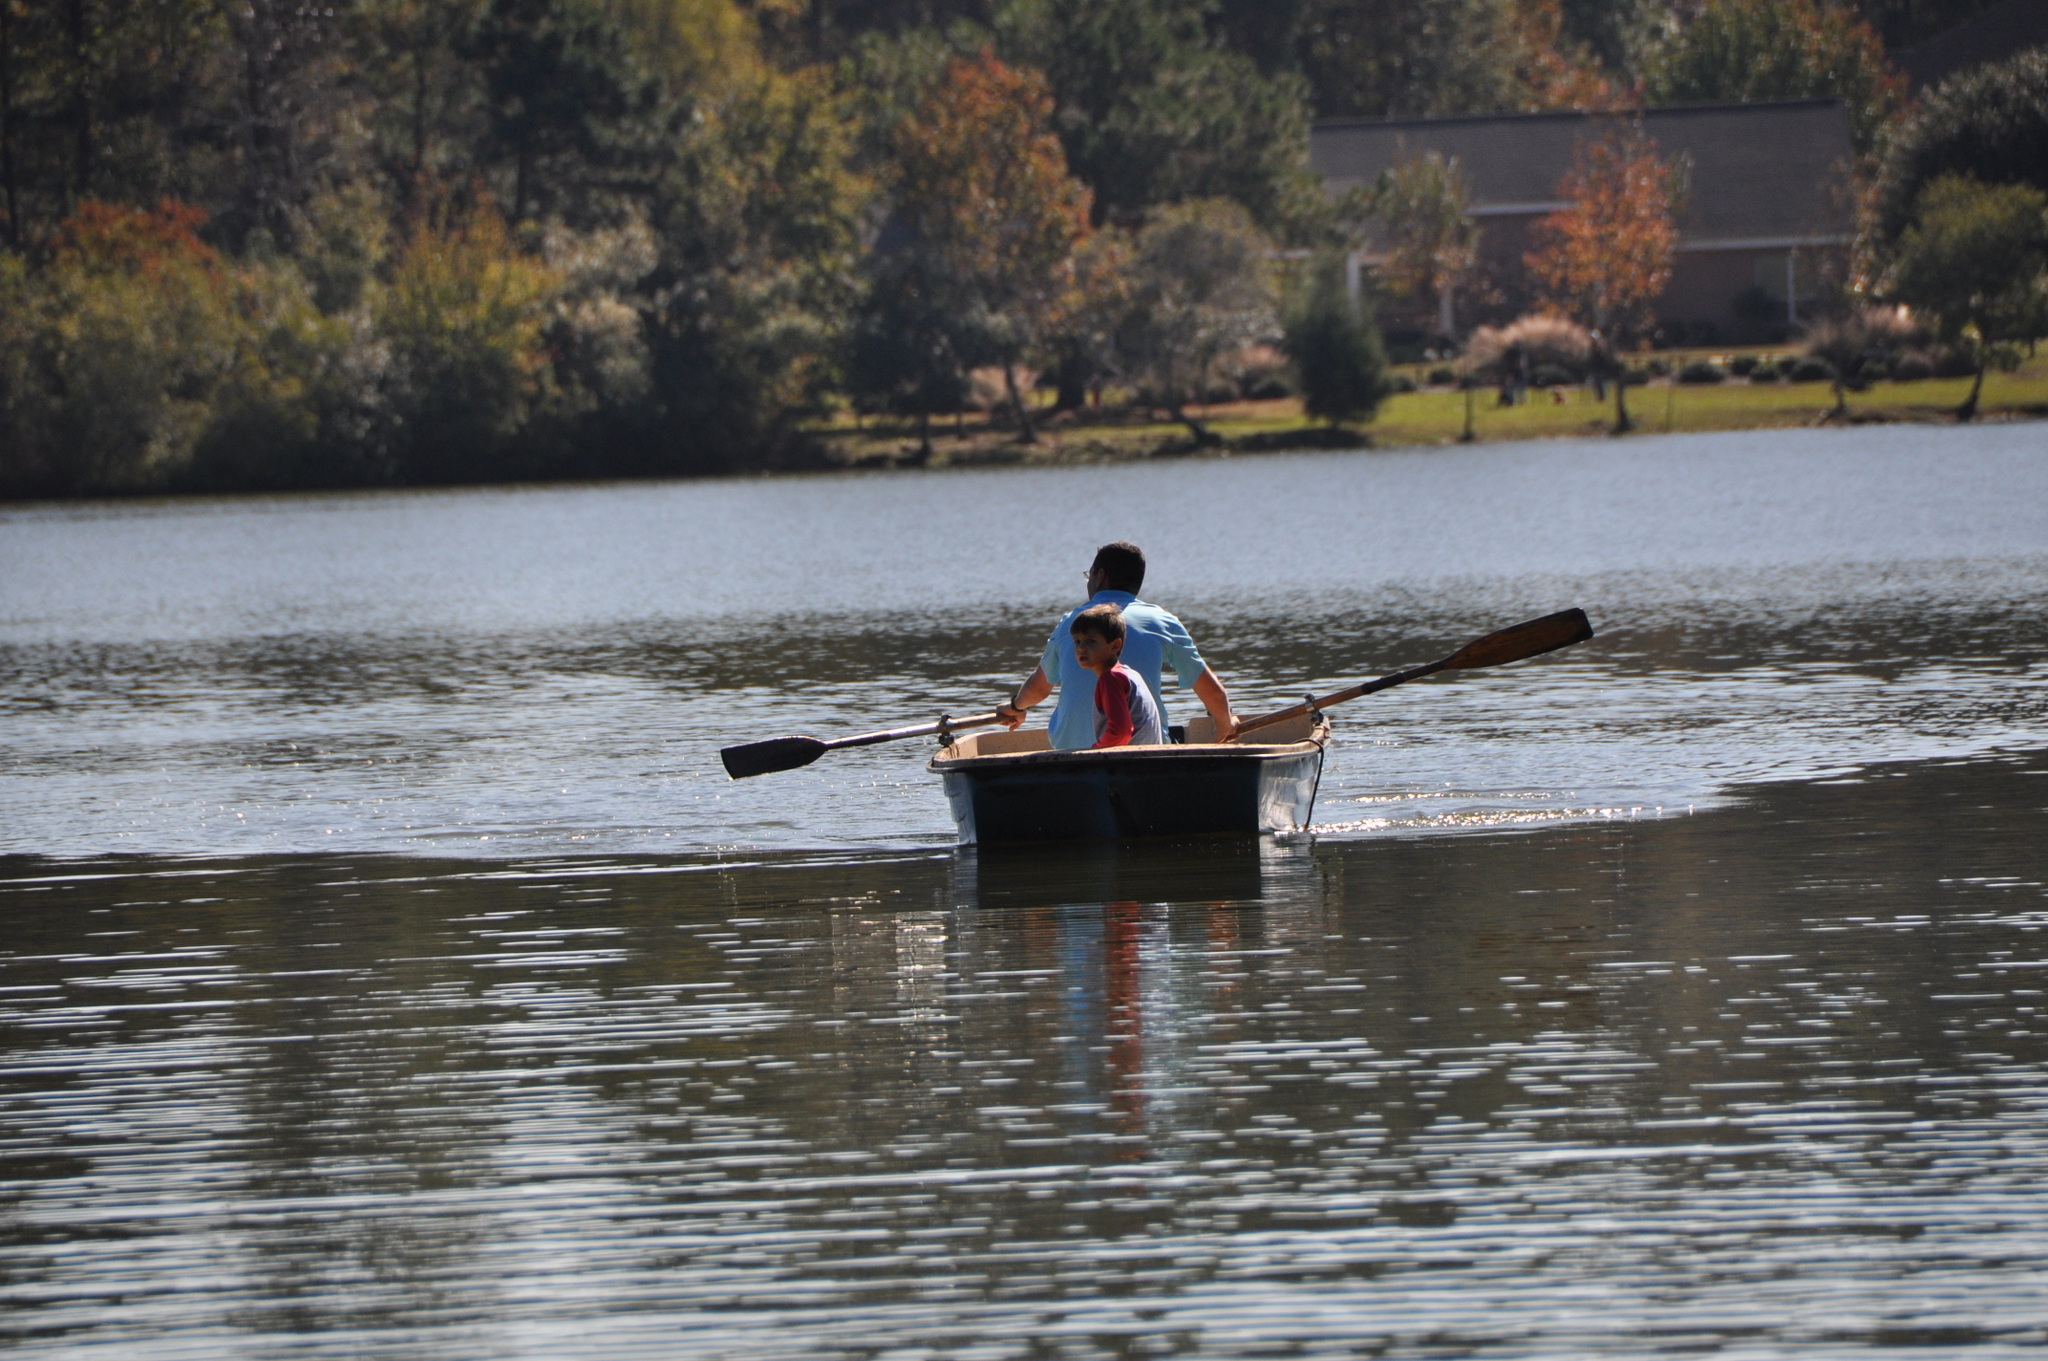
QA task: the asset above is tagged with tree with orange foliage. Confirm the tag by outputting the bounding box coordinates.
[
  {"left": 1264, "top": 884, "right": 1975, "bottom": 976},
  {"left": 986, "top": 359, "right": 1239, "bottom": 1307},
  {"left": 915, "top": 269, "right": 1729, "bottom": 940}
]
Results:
[
  {"left": 886, "top": 48, "right": 1090, "bottom": 442},
  {"left": 53, "top": 198, "right": 221, "bottom": 276},
  {"left": 1524, "top": 130, "right": 1679, "bottom": 433}
]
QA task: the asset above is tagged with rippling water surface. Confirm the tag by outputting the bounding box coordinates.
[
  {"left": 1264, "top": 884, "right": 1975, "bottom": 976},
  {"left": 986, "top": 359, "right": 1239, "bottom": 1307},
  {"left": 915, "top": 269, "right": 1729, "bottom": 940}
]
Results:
[{"left": 3, "top": 425, "right": 2047, "bottom": 1356}]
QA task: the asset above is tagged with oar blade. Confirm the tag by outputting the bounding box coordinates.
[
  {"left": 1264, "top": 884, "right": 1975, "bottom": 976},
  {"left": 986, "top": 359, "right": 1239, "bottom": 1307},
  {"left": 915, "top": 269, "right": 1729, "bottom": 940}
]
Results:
[
  {"left": 721, "top": 735, "right": 829, "bottom": 780},
  {"left": 1443, "top": 607, "right": 1594, "bottom": 670}
]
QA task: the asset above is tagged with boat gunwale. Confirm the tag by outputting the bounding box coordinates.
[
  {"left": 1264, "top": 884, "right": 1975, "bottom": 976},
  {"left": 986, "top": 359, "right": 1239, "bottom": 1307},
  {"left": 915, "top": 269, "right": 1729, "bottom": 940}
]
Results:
[{"left": 930, "top": 722, "right": 1329, "bottom": 773}]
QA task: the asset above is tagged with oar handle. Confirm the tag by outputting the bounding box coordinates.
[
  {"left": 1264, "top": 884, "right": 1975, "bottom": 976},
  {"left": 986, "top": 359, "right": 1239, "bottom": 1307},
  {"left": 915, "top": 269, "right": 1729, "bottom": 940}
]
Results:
[{"left": 827, "top": 711, "right": 1005, "bottom": 750}]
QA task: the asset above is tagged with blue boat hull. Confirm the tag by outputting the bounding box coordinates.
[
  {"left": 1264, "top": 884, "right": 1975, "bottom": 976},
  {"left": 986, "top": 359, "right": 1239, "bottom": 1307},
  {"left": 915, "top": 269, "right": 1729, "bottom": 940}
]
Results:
[{"left": 932, "top": 726, "right": 1326, "bottom": 844}]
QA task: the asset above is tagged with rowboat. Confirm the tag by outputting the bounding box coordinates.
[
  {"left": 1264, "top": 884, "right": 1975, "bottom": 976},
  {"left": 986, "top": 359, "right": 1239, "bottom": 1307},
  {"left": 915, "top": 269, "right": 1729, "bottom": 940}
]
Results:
[
  {"left": 929, "top": 713, "right": 1330, "bottom": 844},
  {"left": 719, "top": 610, "right": 1593, "bottom": 846}
]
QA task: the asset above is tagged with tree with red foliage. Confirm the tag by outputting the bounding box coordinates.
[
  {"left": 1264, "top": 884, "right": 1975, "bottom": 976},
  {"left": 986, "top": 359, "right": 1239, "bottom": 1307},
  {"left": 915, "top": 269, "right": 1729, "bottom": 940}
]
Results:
[
  {"left": 1524, "top": 130, "right": 1679, "bottom": 433},
  {"left": 887, "top": 48, "right": 1090, "bottom": 441},
  {"left": 54, "top": 198, "right": 220, "bottom": 275}
]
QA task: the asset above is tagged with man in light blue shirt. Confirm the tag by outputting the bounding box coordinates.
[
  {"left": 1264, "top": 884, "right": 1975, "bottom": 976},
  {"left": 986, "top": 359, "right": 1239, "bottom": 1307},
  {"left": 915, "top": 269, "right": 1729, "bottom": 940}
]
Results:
[{"left": 995, "top": 541, "right": 1240, "bottom": 749}]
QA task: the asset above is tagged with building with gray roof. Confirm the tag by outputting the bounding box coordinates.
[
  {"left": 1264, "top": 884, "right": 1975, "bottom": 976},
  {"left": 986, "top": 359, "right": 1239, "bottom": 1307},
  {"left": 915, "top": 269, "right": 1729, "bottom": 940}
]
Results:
[{"left": 1310, "top": 99, "right": 1858, "bottom": 344}]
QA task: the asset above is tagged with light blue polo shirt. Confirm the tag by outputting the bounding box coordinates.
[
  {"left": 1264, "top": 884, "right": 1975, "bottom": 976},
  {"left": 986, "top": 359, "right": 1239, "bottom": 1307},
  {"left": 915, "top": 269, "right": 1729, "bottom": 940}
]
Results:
[{"left": 1041, "top": 590, "right": 1207, "bottom": 749}]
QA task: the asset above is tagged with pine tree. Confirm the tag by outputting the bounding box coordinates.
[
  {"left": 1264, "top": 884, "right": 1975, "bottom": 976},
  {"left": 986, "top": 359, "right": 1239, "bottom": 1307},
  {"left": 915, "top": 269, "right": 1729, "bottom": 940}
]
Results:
[{"left": 1284, "top": 259, "right": 1392, "bottom": 427}]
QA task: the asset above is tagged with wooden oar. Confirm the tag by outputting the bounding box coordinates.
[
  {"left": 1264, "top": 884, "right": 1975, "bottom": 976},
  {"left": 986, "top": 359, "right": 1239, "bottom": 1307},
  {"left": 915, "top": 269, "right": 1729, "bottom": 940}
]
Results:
[
  {"left": 1229, "top": 607, "right": 1595, "bottom": 742},
  {"left": 722, "top": 711, "right": 1005, "bottom": 780}
]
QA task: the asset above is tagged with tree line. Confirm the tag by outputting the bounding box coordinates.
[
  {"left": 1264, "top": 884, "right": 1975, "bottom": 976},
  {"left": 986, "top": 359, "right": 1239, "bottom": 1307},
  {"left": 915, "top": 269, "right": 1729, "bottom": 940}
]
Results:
[{"left": 0, "top": 0, "right": 2034, "bottom": 496}]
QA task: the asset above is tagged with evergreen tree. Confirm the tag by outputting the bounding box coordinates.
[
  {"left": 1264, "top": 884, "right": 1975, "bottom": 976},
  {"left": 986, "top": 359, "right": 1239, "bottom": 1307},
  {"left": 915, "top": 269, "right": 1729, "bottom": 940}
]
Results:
[
  {"left": 1284, "top": 259, "right": 1392, "bottom": 427},
  {"left": 467, "top": 0, "right": 649, "bottom": 223}
]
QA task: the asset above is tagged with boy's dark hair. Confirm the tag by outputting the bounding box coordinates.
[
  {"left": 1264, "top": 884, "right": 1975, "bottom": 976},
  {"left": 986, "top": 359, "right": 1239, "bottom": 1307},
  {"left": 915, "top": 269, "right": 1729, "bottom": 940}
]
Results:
[
  {"left": 1070, "top": 603, "right": 1126, "bottom": 643},
  {"left": 1090, "top": 541, "right": 1145, "bottom": 592}
]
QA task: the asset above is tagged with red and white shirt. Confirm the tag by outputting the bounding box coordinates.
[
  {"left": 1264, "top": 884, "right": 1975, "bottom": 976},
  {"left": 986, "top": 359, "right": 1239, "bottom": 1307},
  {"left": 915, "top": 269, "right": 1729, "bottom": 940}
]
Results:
[{"left": 1091, "top": 663, "right": 1167, "bottom": 748}]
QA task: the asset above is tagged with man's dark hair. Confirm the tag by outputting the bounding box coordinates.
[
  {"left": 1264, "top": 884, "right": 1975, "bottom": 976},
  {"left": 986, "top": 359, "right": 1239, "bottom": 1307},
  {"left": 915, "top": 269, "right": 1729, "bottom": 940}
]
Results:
[
  {"left": 1091, "top": 541, "right": 1145, "bottom": 592},
  {"left": 1070, "top": 603, "right": 1126, "bottom": 643}
]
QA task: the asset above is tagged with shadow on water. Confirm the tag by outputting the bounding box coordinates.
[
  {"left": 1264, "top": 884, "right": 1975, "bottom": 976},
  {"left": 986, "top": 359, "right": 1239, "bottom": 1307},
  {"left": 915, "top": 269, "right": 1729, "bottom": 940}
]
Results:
[{"left": 5, "top": 748, "right": 2048, "bottom": 1355}]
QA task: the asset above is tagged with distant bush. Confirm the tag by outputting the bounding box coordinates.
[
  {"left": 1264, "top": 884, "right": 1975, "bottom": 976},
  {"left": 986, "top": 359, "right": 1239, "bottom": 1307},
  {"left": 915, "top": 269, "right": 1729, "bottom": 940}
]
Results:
[
  {"left": 1529, "top": 363, "right": 1575, "bottom": 387},
  {"left": 1389, "top": 372, "right": 1418, "bottom": 393},
  {"left": 1223, "top": 343, "right": 1292, "bottom": 400},
  {"left": 1890, "top": 352, "right": 1934, "bottom": 380},
  {"left": 1645, "top": 357, "right": 1671, "bottom": 377},
  {"left": 1789, "top": 357, "right": 1834, "bottom": 383},
  {"left": 1677, "top": 359, "right": 1726, "bottom": 383},
  {"left": 1932, "top": 347, "right": 1979, "bottom": 378},
  {"left": 1775, "top": 355, "right": 1800, "bottom": 378},
  {"left": 1427, "top": 365, "right": 1458, "bottom": 386},
  {"left": 1464, "top": 313, "right": 1593, "bottom": 381},
  {"left": 1729, "top": 354, "right": 1760, "bottom": 376},
  {"left": 1801, "top": 307, "right": 1928, "bottom": 398},
  {"left": 1622, "top": 365, "right": 1653, "bottom": 384},
  {"left": 1747, "top": 362, "right": 1777, "bottom": 382}
]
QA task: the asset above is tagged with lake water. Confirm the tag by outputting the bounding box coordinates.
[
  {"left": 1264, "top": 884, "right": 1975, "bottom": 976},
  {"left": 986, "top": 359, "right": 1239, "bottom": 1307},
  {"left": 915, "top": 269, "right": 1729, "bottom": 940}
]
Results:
[{"left": 3, "top": 425, "right": 2047, "bottom": 1356}]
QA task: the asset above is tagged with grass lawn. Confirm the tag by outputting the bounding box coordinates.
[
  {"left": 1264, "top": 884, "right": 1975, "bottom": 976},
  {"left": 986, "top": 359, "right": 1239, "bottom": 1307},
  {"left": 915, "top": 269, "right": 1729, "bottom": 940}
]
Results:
[{"left": 817, "top": 352, "right": 2048, "bottom": 468}]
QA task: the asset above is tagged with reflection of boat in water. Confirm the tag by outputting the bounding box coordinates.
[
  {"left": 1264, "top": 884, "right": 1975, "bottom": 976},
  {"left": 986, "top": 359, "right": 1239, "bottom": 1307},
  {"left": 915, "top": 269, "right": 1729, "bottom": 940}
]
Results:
[
  {"left": 946, "top": 839, "right": 1331, "bottom": 1152},
  {"left": 952, "top": 836, "right": 1282, "bottom": 911},
  {"left": 930, "top": 714, "right": 1329, "bottom": 844}
]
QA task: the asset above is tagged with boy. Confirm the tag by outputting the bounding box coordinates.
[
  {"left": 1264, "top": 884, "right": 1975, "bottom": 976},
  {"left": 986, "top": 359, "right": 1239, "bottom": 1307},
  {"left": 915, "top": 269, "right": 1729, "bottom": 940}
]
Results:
[{"left": 1069, "top": 604, "right": 1165, "bottom": 748}]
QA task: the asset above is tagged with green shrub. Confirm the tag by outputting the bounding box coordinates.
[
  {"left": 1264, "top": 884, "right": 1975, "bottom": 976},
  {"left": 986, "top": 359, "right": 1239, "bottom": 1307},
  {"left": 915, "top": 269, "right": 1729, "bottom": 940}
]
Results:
[
  {"left": 1932, "top": 347, "right": 1978, "bottom": 378},
  {"left": 1676, "top": 359, "right": 1726, "bottom": 383},
  {"left": 1789, "top": 357, "right": 1833, "bottom": 383},
  {"left": 1427, "top": 365, "right": 1458, "bottom": 386},
  {"left": 372, "top": 203, "right": 563, "bottom": 484},
  {"left": 1889, "top": 353, "right": 1933, "bottom": 381},
  {"left": 1282, "top": 257, "right": 1392, "bottom": 426},
  {"left": 1730, "top": 354, "right": 1759, "bottom": 376}
]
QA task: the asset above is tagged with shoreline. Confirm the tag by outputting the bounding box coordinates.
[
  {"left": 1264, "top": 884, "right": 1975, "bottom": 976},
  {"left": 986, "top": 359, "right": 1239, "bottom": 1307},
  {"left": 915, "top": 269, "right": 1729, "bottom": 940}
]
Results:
[
  {"left": 4, "top": 365, "right": 2043, "bottom": 508},
  {"left": 819, "top": 361, "right": 2048, "bottom": 472}
]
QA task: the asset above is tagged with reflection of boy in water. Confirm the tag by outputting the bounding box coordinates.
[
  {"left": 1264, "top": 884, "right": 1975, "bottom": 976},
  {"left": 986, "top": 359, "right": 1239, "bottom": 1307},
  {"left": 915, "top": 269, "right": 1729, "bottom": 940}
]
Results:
[{"left": 1070, "top": 605, "right": 1165, "bottom": 748}]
